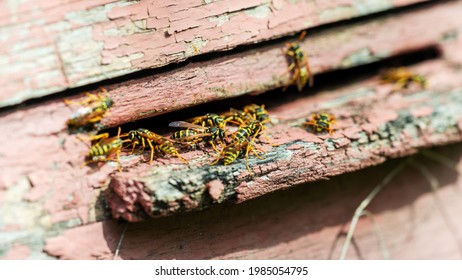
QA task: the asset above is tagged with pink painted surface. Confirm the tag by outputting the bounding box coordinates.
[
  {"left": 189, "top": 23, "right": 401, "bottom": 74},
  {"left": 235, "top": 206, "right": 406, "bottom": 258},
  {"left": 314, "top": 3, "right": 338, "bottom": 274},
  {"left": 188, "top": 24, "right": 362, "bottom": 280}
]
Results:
[
  {"left": 0, "top": 0, "right": 430, "bottom": 107},
  {"left": 0, "top": 57, "right": 459, "bottom": 248},
  {"left": 0, "top": 1, "right": 461, "bottom": 259},
  {"left": 0, "top": 244, "right": 31, "bottom": 260},
  {"left": 0, "top": 59, "right": 461, "bottom": 259},
  {"left": 43, "top": 144, "right": 462, "bottom": 259}
]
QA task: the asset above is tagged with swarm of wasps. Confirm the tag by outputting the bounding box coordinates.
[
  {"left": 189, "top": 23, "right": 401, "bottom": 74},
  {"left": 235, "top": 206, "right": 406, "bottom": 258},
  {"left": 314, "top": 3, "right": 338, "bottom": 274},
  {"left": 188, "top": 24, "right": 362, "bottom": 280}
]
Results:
[
  {"left": 66, "top": 32, "right": 424, "bottom": 174},
  {"left": 63, "top": 30, "right": 350, "bottom": 174},
  {"left": 65, "top": 93, "right": 277, "bottom": 175}
]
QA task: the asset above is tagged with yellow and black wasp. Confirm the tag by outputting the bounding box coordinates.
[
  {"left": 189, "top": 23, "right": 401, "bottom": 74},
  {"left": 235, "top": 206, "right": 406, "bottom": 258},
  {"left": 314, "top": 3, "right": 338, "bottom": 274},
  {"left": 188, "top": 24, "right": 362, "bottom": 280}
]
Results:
[
  {"left": 213, "top": 119, "right": 272, "bottom": 175},
  {"left": 221, "top": 105, "right": 270, "bottom": 127},
  {"left": 304, "top": 112, "right": 335, "bottom": 134},
  {"left": 285, "top": 31, "right": 314, "bottom": 92},
  {"left": 188, "top": 113, "right": 225, "bottom": 128},
  {"left": 380, "top": 67, "right": 427, "bottom": 89},
  {"left": 216, "top": 140, "right": 264, "bottom": 171},
  {"left": 169, "top": 121, "right": 227, "bottom": 152},
  {"left": 83, "top": 127, "right": 129, "bottom": 172},
  {"left": 126, "top": 128, "right": 187, "bottom": 164},
  {"left": 243, "top": 104, "right": 270, "bottom": 123},
  {"left": 221, "top": 108, "right": 249, "bottom": 127},
  {"left": 65, "top": 88, "right": 114, "bottom": 133}
]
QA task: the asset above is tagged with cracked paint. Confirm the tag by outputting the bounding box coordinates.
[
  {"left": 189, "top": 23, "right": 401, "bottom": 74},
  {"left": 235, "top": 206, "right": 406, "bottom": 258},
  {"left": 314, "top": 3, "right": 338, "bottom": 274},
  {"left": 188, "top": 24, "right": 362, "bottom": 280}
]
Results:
[{"left": 0, "top": 0, "right": 431, "bottom": 107}]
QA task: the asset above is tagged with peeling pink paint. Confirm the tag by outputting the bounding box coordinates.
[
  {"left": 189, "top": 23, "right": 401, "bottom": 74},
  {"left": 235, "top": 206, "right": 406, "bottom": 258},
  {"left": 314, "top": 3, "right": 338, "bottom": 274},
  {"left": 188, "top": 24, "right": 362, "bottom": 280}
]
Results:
[
  {"left": 0, "top": 243, "right": 31, "bottom": 260},
  {"left": 44, "top": 222, "right": 115, "bottom": 260},
  {"left": 0, "top": 0, "right": 433, "bottom": 107},
  {"left": 206, "top": 180, "right": 225, "bottom": 202},
  {"left": 106, "top": 175, "right": 153, "bottom": 222}
]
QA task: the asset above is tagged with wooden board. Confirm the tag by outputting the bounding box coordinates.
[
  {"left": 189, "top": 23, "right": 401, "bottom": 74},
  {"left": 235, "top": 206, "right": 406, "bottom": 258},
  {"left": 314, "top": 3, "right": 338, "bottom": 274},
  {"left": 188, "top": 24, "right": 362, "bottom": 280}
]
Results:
[
  {"left": 1, "top": 57, "right": 462, "bottom": 259},
  {"left": 0, "top": 0, "right": 432, "bottom": 107},
  {"left": 41, "top": 144, "right": 462, "bottom": 259}
]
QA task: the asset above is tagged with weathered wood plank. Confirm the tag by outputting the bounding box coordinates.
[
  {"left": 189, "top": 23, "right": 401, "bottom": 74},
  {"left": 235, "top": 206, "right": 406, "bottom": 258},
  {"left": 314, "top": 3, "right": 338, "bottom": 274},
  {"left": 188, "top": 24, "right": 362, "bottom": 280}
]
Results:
[
  {"left": 1, "top": 56, "right": 461, "bottom": 260},
  {"left": 42, "top": 146, "right": 462, "bottom": 259},
  {"left": 104, "top": 60, "right": 462, "bottom": 221},
  {"left": 0, "top": 0, "right": 432, "bottom": 107},
  {"left": 84, "top": 0, "right": 462, "bottom": 128}
]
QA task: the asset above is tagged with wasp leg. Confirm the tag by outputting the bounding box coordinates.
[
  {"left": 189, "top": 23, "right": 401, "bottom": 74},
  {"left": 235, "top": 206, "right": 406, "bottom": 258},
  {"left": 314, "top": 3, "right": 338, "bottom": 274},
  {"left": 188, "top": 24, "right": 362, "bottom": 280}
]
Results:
[
  {"left": 394, "top": 78, "right": 408, "bottom": 90},
  {"left": 98, "top": 87, "right": 108, "bottom": 95},
  {"left": 209, "top": 141, "right": 219, "bottom": 153},
  {"left": 130, "top": 142, "right": 139, "bottom": 154},
  {"left": 290, "top": 67, "right": 301, "bottom": 84},
  {"left": 259, "top": 131, "right": 278, "bottom": 147},
  {"left": 211, "top": 146, "right": 227, "bottom": 165},
  {"left": 87, "top": 115, "right": 104, "bottom": 124},
  {"left": 243, "top": 144, "right": 255, "bottom": 176},
  {"left": 172, "top": 150, "right": 188, "bottom": 163},
  {"left": 77, "top": 133, "right": 109, "bottom": 145},
  {"left": 146, "top": 139, "right": 155, "bottom": 164},
  {"left": 114, "top": 148, "right": 121, "bottom": 172},
  {"left": 249, "top": 145, "right": 265, "bottom": 160},
  {"left": 64, "top": 92, "right": 100, "bottom": 106}
]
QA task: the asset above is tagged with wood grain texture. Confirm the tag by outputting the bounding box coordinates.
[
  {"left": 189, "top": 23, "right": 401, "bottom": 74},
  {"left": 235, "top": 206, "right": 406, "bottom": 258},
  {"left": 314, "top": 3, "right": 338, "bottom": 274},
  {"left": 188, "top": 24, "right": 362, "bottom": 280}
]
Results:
[
  {"left": 0, "top": 0, "right": 431, "bottom": 107},
  {"left": 42, "top": 144, "right": 462, "bottom": 259},
  {"left": 71, "top": 0, "right": 462, "bottom": 128}
]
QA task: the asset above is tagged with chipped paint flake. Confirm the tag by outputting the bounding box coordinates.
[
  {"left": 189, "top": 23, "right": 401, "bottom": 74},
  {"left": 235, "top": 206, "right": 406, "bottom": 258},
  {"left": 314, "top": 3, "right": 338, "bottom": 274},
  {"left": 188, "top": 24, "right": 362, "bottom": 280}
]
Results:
[
  {"left": 208, "top": 14, "right": 230, "bottom": 26},
  {"left": 186, "top": 37, "right": 208, "bottom": 55},
  {"left": 341, "top": 48, "right": 377, "bottom": 68},
  {"left": 320, "top": 6, "right": 357, "bottom": 22},
  {"left": 244, "top": 4, "right": 272, "bottom": 19},
  {"left": 65, "top": 3, "right": 128, "bottom": 26},
  {"left": 354, "top": 0, "right": 392, "bottom": 16}
]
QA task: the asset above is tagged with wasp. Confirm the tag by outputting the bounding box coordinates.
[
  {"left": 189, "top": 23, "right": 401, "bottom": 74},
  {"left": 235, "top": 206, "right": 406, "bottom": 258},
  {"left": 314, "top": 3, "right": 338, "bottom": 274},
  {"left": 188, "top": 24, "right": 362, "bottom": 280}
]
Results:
[
  {"left": 304, "top": 113, "right": 336, "bottom": 134},
  {"left": 243, "top": 104, "right": 270, "bottom": 123},
  {"left": 213, "top": 119, "right": 275, "bottom": 175},
  {"left": 83, "top": 127, "right": 129, "bottom": 172},
  {"left": 380, "top": 67, "right": 427, "bottom": 89},
  {"left": 213, "top": 140, "right": 265, "bottom": 176},
  {"left": 169, "top": 121, "right": 227, "bottom": 152},
  {"left": 285, "top": 31, "right": 314, "bottom": 92},
  {"left": 221, "top": 108, "right": 249, "bottom": 127},
  {"left": 233, "top": 120, "right": 264, "bottom": 143},
  {"left": 65, "top": 88, "right": 114, "bottom": 133},
  {"left": 188, "top": 113, "right": 225, "bottom": 128},
  {"left": 215, "top": 141, "right": 265, "bottom": 174},
  {"left": 126, "top": 128, "right": 187, "bottom": 164}
]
